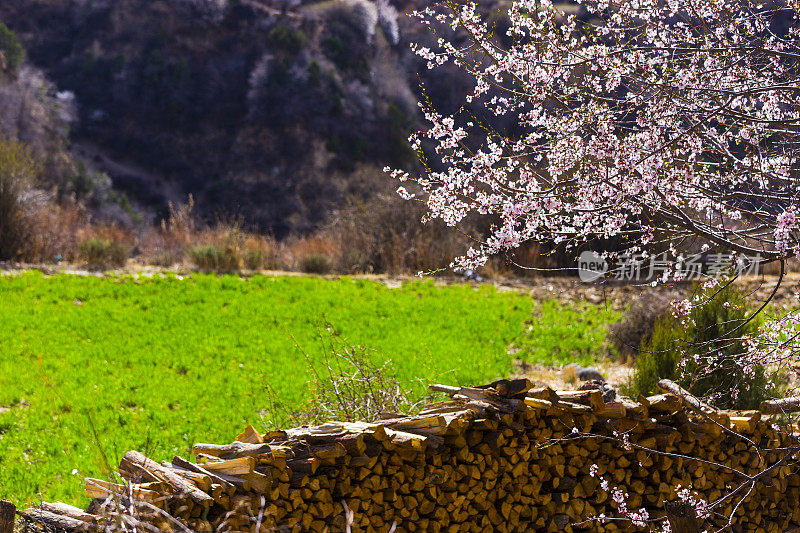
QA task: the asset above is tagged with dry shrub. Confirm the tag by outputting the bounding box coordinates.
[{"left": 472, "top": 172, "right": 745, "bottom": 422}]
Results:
[
  {"left": 76, "top": 225, "right": 135, "bottom": 269},
  {"left": 298, "top": 253, "right": 332, "bottom": 274},
  {"left": 138, "top": 196, "right": 281, "bottom": 271},
  {"left": 185, "top": 224, "right": 280, "bottom": 272},
  {"left": 242, "top": 234, "right": 280, "bottom": 271},
  {"left": 325, "top": 193, "right": 475, "bottom": 274},
  {"left": 139, "top": 196, "right": 197, "bottom": 267},
  {"left": 283, "top": 235, "right": 338, "bottom": 273},
  {"left": 265, "top": 326, "right": 421, "bottom": 429},
  {"left": 608, "top": 290, "right": 682, "bottom": 361},
  {"left": 19, "top": 198, "right": 86, "bottom": 263},
  {"left": 0, "top": 139, "right": 38, "bottom": 260}
]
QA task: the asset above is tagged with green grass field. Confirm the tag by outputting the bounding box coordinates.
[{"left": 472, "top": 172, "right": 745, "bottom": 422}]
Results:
[{"left": 0, "top": 271, "right": 618, "bottom": 506}]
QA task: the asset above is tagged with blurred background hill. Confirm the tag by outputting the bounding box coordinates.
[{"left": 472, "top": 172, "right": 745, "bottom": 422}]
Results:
[{"left": 0, "top": 0, "right": 468, "bottom": 234}]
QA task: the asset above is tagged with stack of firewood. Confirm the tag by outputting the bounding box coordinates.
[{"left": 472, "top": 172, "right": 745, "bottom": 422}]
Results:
[{"left": 19, "top": 379, "right": 800, "bottom": 532}]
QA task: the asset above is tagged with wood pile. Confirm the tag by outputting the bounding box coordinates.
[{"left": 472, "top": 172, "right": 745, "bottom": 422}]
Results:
[{"left": 19, "top": 379, "right": 800, "bottom": 532}]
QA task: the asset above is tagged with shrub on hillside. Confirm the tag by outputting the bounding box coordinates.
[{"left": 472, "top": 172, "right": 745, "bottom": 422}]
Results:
[
  {"left": 267, "top": 26, "right": 309, "bottom": 55},
  {"left": 625, "top": 284, "right": 780, "bottom": 409},
  {"left": 78, "top": 238, "right": 129, "bottom": 268},
  {"left": 0, "top": 140, "right": 37, "bottom": 260},
  {"left": 0, "top": 23, "right": 25, "bottom": 74}
]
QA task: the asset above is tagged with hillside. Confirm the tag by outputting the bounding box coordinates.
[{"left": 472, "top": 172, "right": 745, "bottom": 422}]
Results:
[{"left": 0, "top": 0, "right": 481, "bottom": 235}]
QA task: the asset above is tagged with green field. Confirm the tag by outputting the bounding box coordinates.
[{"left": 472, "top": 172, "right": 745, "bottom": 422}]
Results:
[{"left": 0, "top": 272, "right": 618, "bottom": 506}]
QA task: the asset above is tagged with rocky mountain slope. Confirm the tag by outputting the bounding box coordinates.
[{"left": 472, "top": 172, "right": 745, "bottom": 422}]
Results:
[{"left": 0, "top": 0, "right": 473, "bottom": 235}]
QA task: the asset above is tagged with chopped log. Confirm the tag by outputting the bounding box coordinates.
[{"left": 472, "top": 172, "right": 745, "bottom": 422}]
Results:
[
  {"left": 23, "top": 377, "right": 800, "bottom": 532},
  {"left": 285, "top": 423, "right": 350, "bottom": 442},
  {"left": 162, "top": 463, "right": 213, "bottom": 491},
  {"left": 760, "top": 396, "right": 800, "bottom": 415},
  {"left": 594, "top": 402, "right": 626, "bottom": 418},
  {"left": 39, "top": 502, "right": 97, "bottom": 523},
  {"left": 523, "top": 397, "right": 552, "bottom": 410},
  {"left": 172, "top": 456, "right": 235, "bottom": 492},
  {"left": 479, "top": 378, "right": 533, "bottom": 397},
  {"left": 120, "top": 450, "right": 213, "bottom": 505},
  {"left": 236, "top": 424, "right": 263, "bottom": 444},
  {"left": 428, "top": 384, "right": 460, "bottom": 395},
  {"left": 193, "top": 442, "right": 291, "bottom": 460},
  {"left": 0, "top": 500, "right": 14, "bottom": 533},
  {"left": 198, "top": 456, "right": 255, "bottom": 476},
  {"left": 555, "top": 389, "right": 604, "bottom": 409},
  {"left": 657, "top": 379, "right": 722, "bottom": 422},
  {"left": 647, "top": 393, "right": 683, "bottom": 411},
  {"left": 84, "top": 477, "right": 161, "bottom": 502},
  {"left": 23, "top": 509, "right": 100, "bottom": 532},
  {"left": 429, "top": 384, "right": 496, "bottom": 401}
]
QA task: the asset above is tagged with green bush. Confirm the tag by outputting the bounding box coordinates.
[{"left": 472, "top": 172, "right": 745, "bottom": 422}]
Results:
[
  {"left": 324, "top": 35, "right": 351, "bottom": 71},
  {"left": 148, "top": 250, "right": 182, "bottom": 268},
  {"left": 243, "top": 249, "right": 263, "bottom": 270},
  {"left": 299, "top": 253, "right": 332, "bottom": 274},
  {"left": 626, "top": 284, "right": 780, "bottom": 409},
  {"left": 188, "top": 244, "right": 241, "bottom": 272},
  {"left": 0, "top": 23, "right": 25, "bottom": 74},
  {"left": 267, "top": 26, "right": 309, "bottom": 55},
  {"left": 77, "top": 239, "right": 129, "bottom": 268}
]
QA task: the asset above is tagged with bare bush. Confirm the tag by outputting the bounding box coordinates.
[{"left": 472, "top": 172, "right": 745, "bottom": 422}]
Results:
[
  {"left": 265, "top": 327, "right": 421, "bottom": 429},
  {"left": 22, "top": 199, "right": 87, "bottom": 263},
  {"left": 326, "top": 192, "right": 475, "bottom": 274},
  {"left": 298, "top": 253, "right": 332, "bottom": 274},
  {"left": 282, "top": 235, "right": 338, "bottom": 272}
]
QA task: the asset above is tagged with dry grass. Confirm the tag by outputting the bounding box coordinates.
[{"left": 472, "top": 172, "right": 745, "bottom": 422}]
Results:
[
  {"left": 138, "top": 196, "right": 281, "bottom": 271},
  {"left": 10, "top": 190, "right": 591, "bottom": 278}
]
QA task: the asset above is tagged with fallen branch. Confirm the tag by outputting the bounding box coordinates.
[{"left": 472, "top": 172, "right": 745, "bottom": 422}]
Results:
[{"left": 760, "top": 396, "right": 800, "bottom": 415}]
